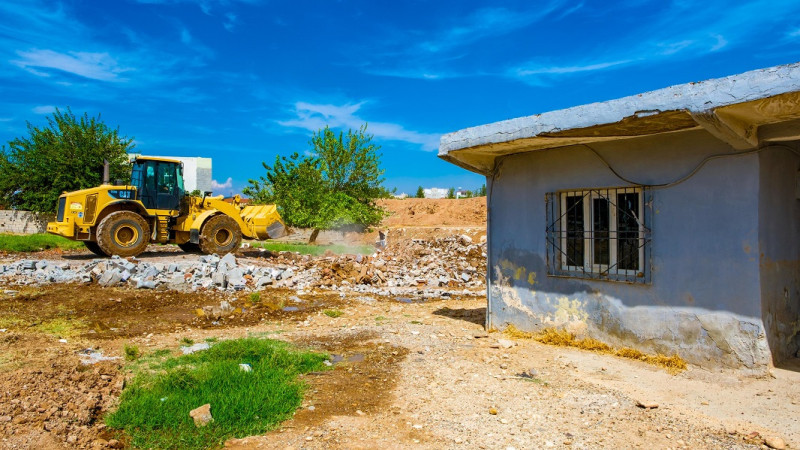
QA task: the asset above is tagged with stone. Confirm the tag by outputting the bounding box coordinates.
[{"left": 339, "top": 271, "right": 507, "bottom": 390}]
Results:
[
  {"left": 189, "top": 403, "right": 213, "bottom": 427},
  {"left": 764, "top": 436, "right": 786, "bottom": 449},
  {"left": 239, "top": 363, "right": 252, "bottom": 372},
  {"left": 459, "top": 234, "right": 473, "bottom": 245},
  {"left": 635, "top": 400, "right": 659, "bottom": 409},
  {"left": 35, "top": 260, "right": 48, "bottom": 270},
  {"left": 497, "top": 339, "right": 516, "bottom": 349},
  {"left": 489, "top": 407, "right": 498, "bottom": 415},
  {"left": 460, "top": 273, "right": 471, "bottom": 282}
]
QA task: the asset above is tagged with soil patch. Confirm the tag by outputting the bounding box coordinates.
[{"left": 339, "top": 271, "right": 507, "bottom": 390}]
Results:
[{"left": 377, "top": 198, "right": 486, "bottom": 227}]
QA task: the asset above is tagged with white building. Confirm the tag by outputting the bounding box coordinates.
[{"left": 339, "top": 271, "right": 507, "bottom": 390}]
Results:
[
  {"left": 423, "top": 187, "right": 448, "bottom": 199},
  {"left": 133, "top": 155, "right": 212, "bottom": 193}
]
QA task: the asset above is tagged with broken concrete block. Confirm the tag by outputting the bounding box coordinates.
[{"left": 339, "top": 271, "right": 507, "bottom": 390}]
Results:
[
  {"left": 212, "top": 270, "right": 226, "bottom": 287},
  {"left": 459, "top": 234, "right": 473, "bottom": 246},
  {"left": 135, "top": 279, "right": 156, "bottom": 289},
  {"left": 255, "top": 276, "right": 273, "bottom": 288},
  {"left": 220, "top": 253, "right": 237, "bottom": 269},
  {"left": 98, "top": 269, "right": 122, "bottom": 287}
]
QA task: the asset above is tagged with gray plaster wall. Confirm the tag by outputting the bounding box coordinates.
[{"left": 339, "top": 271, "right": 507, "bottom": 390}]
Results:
[
  {"left": 758, "top": 144, "right": 800, "bottom": 364},
  {"left": 0, "top": 210, "right": 54, "bottom": 234},
  {"left": 487, "top": 129, "right": 773, "bottom": 369}
]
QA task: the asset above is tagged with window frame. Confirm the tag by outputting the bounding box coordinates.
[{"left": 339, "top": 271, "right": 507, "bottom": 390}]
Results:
[{"left": 546, "top": 186, "right": 651, "bottom": 284}]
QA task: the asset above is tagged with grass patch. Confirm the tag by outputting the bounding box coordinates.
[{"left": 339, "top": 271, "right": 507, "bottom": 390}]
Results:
[
  {"left": 0, "top": 233, "right": 85, "bottom": 252},
  {"left": 504, "top": 325, "right": 688, "bottom": 374},
  {"left": 180, "top": 337, "right": 195, "bottom": 346},
  {"left": 107, "top": 338, "right": 329, "bottom": 449},
  {"left": 323, "top": 309, "right": 343, "bottom": 318},
  {"left": 248, "top": 292, "right": 261, "bottom": 303},
  {"left": 250, "top": 241, "right": 374, "bottom": 256}
]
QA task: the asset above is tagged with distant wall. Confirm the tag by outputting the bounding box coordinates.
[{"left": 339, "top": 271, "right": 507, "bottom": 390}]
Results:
[{"left": 0, "top": 210, "right": 54, "bottom": 234}]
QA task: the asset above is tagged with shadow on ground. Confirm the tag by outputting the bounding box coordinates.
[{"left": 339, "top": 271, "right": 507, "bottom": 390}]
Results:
[{"left": 432, "top": 306, "right": 486, "bottom": 326}]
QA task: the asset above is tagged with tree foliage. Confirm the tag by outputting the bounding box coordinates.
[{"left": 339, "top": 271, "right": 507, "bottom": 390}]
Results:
[
  {"left": 0, "top": 108, "right": 133, "bottom": 212},
  {"left": 244, "top": 125, "right": 387, "bottom": 239},
  {"left": 415, "top": 186, "right": 425, "bottom": 198},
  {"left": 446, "top": 187, "right": 456, "bottom": 199}
]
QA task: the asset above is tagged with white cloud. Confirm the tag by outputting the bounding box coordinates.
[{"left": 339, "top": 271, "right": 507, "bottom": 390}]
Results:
[
  {"left": 788, "top": 28, "right": 800, "bottom": 38},
  {"left": 32, "top": 105, "right": 55, "bottom": 114},
  {"left": 278, "top": 101, "right": 440, "bottom": 151},
  {"left": 180, "top": 27, "right": 192, "bottom": 45},
  {"left": 12, "top": 49, "right": 130, "bottom": 82},
  {"left": 223, "top": 13, "right": 237, "bottom": 32},
  {"left": 212, "top": 177, "right": 233, "bottom": 190},
  {"left": 710, "top": 34, "right": 728, "bottom": 52}
]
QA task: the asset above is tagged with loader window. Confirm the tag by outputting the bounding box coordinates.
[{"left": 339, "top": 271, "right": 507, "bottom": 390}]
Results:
[{"left": 155, "top": 162, "right": 181, "bottom": 210}]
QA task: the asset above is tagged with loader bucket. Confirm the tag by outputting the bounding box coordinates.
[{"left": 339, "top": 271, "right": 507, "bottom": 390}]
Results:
[{"left": 240, "top": 204, "right": 287, "bottom": 240}]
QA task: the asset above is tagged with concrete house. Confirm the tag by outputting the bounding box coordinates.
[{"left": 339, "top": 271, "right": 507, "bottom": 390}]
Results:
[{"left": 440, "top": 63, "right": 800, "bottom": 370}]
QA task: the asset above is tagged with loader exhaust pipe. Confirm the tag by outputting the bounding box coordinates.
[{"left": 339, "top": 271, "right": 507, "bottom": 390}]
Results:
[{"left": 102, "top": 159, "right": 110, "bottom": 185}]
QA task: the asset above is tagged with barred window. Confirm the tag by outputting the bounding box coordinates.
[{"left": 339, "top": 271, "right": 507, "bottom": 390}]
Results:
[{"left": 546, "top": 187, "right": 651, "bottom": 283}]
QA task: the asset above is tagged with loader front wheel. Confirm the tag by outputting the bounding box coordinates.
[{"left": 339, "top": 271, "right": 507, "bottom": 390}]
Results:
[
  {"left": 199, "top": 214, "right": 242, "bottom": 255},
  {"left": 96, "top": 211, "right": 151, "bottom": 257}
]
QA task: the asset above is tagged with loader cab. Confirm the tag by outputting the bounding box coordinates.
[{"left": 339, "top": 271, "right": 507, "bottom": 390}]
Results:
[{"left": 130, "top": 157, "right": 185, "bottom": 211}]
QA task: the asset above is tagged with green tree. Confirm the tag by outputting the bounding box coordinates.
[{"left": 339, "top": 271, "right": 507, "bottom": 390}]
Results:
[
  {"left": 446, "top": 187, "right": 456, "bottom": 199},
  {"left": 415, "top": 186, "right": 425, "bottom": 198},
  {"left": 477, "top": 184, "right": 487, "bottom": 197},
  {"left": 244, "top": 125, "right": 387, "bottom": 243},
  {"left": 0, "top": 108, "right": 133, "bottom": 212}
]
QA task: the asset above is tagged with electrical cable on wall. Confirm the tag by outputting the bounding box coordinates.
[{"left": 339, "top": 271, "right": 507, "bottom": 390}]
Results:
[{"left": 582, "top": 143, "right": 800, "bottom": 189}]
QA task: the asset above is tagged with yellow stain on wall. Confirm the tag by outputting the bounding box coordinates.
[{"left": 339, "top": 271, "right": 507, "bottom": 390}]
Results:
[
  {"left": 553, "top": 296, "right": 588, "bottom": 323},
  {"left": 497, "top": 259, "right": 536, "bottom": 287}
]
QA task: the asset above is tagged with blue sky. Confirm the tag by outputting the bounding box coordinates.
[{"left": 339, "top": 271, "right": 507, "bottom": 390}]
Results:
[{"left": 1, "top": 1, "right": 799, "bottom": 196}]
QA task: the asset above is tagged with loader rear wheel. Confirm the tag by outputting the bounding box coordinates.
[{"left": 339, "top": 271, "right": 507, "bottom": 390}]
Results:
[
  {"left": 178, "top": 242, "right": 200, "bottom": 253},
  {"left": 199, "top": 214, "right": 241, "bottom": 255},
  {"left": 96, "top": 211, "right": 150, "bottom": 257},
  {"left": 84, "top": 241, "right": 108, "bottom": 257}
]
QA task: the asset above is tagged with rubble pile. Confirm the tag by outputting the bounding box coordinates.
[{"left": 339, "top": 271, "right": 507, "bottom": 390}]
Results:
[{"left": 0, "top": 234, "right": 486, "bottom": 298}]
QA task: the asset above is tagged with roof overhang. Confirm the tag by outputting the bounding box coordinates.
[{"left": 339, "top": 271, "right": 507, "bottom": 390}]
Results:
[{"left": 439, "top": 63, "right": 800, "bottom": 175}]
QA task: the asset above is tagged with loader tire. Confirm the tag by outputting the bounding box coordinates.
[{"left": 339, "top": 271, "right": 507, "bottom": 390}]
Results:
[
  {"left": 199, "top": 214, "right": 242, "bottom": 255},
  {"left": 84, "top": 241, "right": 108, "bottom": 257},
  {"left": 178, "top": 242, "right": 200, "bottom": 253},
  {"left": 96, "top": 211, "right": 150, "bottom": 257}
]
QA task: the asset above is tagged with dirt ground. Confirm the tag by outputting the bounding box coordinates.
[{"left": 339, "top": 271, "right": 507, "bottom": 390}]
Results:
[{"left": 0, "top": 199, "right": 797, "bottom": 449}]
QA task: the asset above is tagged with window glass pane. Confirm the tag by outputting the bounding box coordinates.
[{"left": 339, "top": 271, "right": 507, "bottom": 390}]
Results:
[
  {"left": 565, "top": 195, "right": 584, "bottom": 266},
  {"left": 157, "top": 163, "right": 176, "bottom": 193},
  {"left": 593, "top": 196, "right": 610, "bottom": 265},
  {"left": 617, "top": 192, "right": 640, "bottom": 270}
]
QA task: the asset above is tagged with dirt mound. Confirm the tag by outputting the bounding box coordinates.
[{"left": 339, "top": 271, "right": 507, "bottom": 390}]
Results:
[{"left": 377, "top": 197, "right": 486, "bottom": 227}]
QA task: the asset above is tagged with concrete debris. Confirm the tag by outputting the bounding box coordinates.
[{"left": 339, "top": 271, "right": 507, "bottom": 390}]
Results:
[
  {"left": 0, "top": 234, "right": 486, "bottom": 299},
  {"left": 181, "top": 343, "right": 211, "bottom": 354},
  {"left": 764, "top": 436, "right": 786, "bottom": 450}
]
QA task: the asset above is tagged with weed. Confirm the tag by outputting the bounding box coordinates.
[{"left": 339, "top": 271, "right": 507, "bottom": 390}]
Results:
[
  {"left": 107, "top": 338, "right": 328, "bottom": 449},
  {"left": 375, "top": 316, "right": 388, "bottom": 321},
  {"left": 409, "top": 320, "right": 423, "bottom": 325},
  {"left": 248, "top": 292, "right": 261, "bottom": 303},
  {"left": 204, "top": 337, "right": 219, "bottom": 343},
  {"left": 323, "top": 309, "right": 343, "bottom": 318},
  {"left": 180, "top": 337, "right": 195, "bottom": 346},
  {"left": 503, "top": 325, "right": 687, "bottom": 374},
  {"left": 124, "top": 344, "right": 141, "bottom": 361},
  {"left": 34, "top": 318, "right": 85, "bottom": 337}
]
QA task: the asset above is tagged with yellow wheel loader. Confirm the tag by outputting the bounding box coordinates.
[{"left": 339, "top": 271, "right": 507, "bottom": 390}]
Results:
[{"left": 46, "top": 156, "right": 286, "bottom": 257}]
